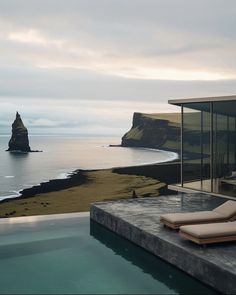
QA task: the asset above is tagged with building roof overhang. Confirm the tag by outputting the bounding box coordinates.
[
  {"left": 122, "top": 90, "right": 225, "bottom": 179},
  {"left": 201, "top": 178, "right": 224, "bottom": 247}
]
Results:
[{"left": 168, "top": 95, "right": 236, "bottom": 106}]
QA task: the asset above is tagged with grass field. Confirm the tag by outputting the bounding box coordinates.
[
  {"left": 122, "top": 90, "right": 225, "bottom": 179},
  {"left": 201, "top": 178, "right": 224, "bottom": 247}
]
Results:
[{"left": 0, "top": 169, "right": 165, "bottom": 218}]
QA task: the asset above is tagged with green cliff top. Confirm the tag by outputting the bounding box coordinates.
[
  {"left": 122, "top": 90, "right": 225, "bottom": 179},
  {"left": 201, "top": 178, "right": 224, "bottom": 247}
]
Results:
[{"left": 141, "top": 113, "right": 181, "bottom": 124}]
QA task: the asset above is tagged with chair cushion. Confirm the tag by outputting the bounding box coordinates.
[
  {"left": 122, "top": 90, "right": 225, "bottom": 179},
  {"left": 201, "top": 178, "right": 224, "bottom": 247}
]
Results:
[
  {"left": 180, "top": 221, "right": 236, "bottom": 239},
  {"left": 160, "top": 211, "right": 223, "bottom": 225},
  {"left": 213, "top": 200, "right": 236, "bottom": 218}
]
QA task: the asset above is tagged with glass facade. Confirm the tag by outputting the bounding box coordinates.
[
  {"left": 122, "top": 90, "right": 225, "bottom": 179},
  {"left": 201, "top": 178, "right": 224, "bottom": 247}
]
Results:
[{"left": 181, "top": 100, "right": 236, "bottom": 198}]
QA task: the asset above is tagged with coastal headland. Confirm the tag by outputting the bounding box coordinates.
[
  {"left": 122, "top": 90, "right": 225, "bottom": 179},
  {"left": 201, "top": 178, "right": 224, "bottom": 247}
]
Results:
[{"left": 0, "top": 161, "right": 180, "bottom": 218}]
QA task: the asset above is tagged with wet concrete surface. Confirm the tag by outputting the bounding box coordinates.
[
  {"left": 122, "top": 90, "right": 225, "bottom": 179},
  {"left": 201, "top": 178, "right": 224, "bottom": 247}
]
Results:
[{"left": 91, "top": 193, "right": 236, "bottom": 294}]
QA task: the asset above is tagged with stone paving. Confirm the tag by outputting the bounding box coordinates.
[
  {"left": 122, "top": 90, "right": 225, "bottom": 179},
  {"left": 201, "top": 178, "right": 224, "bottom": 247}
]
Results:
[{"left": 90, "top": 193, "right": 236, "bottom": 294}]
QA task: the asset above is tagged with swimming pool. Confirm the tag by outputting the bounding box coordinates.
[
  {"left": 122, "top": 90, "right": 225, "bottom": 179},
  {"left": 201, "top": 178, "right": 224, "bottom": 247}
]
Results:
[{"left": 0, "top": 213, "right": 217, "bottom": 294}]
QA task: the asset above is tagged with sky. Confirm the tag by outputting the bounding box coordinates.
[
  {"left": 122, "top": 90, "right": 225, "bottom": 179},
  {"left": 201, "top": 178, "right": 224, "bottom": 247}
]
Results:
[{"left": 0, "top": 0, "right": 236, "bottom": 136}]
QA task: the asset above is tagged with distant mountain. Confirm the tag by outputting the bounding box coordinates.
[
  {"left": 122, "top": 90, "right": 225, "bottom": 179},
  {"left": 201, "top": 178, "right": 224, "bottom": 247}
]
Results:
[{"left": 121, "top": 112, "right": 180, "bottom": 152}]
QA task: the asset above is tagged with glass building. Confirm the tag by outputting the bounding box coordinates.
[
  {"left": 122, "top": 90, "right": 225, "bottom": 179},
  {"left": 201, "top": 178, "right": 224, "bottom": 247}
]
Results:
[{"left": 169, "top": 96, "right": 236, "bottom": 198}]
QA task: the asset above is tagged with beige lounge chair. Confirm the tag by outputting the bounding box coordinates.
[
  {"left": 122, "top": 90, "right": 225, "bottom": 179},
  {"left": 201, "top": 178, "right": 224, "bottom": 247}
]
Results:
[
  {"left": 179, "top": 221, "right": 236, "bottom": 245},
  {"left": 160, "top": 200, "right": 236, "bottom": 229}
]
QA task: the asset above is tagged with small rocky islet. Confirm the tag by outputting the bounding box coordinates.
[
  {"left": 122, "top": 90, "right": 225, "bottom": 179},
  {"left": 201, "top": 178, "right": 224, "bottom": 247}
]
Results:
[{"left": 6, "top": 112, "right": 42, "bottom": 153}]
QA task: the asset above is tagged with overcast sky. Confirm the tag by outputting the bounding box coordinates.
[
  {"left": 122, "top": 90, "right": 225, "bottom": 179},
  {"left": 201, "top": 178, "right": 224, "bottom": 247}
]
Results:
[{"left": 0, "top": 0, "right": 236, "bottom": 136}]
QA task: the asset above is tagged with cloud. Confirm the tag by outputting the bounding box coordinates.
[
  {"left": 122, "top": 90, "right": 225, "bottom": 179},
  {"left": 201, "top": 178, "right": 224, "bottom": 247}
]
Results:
[
  {"left": 8, "top": 29, "right": 65, "bottom": 48},
  {"left": 0, "top": 1, "right": 236, "bottom": 80},
  {"left": 0, "top": 0, "right": 236, "bottom": 135},
  {"left": 3, "top": 24, "right": 236, "bottom": 81},
  {"left": 27, "top": 118, "right": 65, "bottom": 127},
  {"left": 0, "top": 97, "right": 180, "bottom": 136}
]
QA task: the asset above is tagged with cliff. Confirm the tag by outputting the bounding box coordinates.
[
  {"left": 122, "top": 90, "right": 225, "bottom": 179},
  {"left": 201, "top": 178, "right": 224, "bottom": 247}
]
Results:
[
  {"left": 7, "top": 112, "right": 31, "bottom": 152},
  {"left": 121, "top": 112, "right": 180, "bottom": 152}
]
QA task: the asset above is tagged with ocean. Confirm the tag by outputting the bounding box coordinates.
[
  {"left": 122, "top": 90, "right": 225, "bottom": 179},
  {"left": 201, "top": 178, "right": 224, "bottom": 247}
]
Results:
[{"left": 0, "top": 135, "right": 178, "bottom": 201}]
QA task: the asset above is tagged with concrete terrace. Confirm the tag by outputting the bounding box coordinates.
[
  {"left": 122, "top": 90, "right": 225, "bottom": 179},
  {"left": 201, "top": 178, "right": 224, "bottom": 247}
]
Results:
[{"left": 90, "top": 193, "right": 236, "bottom": 294}]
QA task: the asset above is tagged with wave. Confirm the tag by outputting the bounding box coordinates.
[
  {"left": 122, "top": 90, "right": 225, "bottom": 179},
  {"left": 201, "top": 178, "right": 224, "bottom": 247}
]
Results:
[
  {"left": 0, "top": 191, "right": 21, "bottom": 202},
  {"left": 131, "top": 147, "right": 179, "bottom": 163},
  {"left": 56, "top": 172, "right": 72, "bottom": 179}
]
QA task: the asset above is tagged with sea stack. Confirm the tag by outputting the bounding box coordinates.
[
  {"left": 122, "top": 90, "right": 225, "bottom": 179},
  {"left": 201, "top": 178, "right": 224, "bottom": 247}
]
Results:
[{"left": 7, "top": 112, "right": 31, "bottom": 152}]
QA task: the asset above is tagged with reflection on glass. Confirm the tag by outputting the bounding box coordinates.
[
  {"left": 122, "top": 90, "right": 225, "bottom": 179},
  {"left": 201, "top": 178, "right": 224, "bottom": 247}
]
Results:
[
  {"left": 212, "top": 101, "right": 236, "bottom": 197},
  {"left": 182, "top": 103, "right": 210, "bottom": 191},
  {"left": 181, "top": 100, "right": 236, "bottom": 198}
]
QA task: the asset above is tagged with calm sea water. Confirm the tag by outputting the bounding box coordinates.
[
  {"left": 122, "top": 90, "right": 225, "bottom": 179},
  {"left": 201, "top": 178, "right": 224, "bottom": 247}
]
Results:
[{"left": 0, "top": 135, "right": 178, "bottom": 200}]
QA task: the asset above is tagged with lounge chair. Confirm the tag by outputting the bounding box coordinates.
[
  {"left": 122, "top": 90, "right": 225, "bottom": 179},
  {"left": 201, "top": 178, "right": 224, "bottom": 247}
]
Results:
[
  {"left": 179, "top": 221, "right": 236, "bottom": 245},
  {"left": 160, "top": 200, "right": 236, "bottom": 229}
]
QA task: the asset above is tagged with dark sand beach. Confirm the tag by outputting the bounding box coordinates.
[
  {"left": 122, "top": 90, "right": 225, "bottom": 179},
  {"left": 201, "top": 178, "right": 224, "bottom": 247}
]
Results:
[{"left": 0, "top": 161, "right": 180, "bottom": 218}]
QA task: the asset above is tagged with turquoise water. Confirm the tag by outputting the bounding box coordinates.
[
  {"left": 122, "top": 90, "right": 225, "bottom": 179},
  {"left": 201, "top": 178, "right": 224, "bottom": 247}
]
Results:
[
  {"left": 0, "top": 214, "right": 217, "bottom": 294},
  {"left": 0, "top": 136, "right": 178, "bottom": 200}
]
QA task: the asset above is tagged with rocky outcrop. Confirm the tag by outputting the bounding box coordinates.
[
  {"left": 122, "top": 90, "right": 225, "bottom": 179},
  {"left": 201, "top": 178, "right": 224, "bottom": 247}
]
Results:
[
  {"left": 7, "top": 112, "right": 31, "bottom": 152},
  {"left": 121, "top": 112, "right": 180, "bottom": 152}
]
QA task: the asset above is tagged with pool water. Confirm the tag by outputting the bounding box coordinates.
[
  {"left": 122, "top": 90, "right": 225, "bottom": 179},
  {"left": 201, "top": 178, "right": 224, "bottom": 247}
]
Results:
[{"left": 0, "top": 213, "right": 217, "bottom": 294}]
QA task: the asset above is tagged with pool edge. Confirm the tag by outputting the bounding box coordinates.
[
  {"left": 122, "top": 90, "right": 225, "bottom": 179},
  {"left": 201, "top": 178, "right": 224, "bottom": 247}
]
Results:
[{"left": 90, "top": 201, "right": 235, "bottom": 294}]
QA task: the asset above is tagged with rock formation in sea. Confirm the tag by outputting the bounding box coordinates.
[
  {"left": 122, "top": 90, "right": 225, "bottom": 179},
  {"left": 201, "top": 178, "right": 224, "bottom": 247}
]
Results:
[
  {"left": 121, "top": 112, "right": 180, "bottom": 152},
  {"left": 7, "top": 112, "right": 31, "bottom": 152}
]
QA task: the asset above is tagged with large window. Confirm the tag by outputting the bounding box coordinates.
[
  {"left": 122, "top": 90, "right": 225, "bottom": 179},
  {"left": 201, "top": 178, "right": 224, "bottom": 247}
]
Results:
[
  {"left": 182, "top": 100, "right": 236, "bottom": 198},
  {"left": 182, "top": 102, "right": 211, "bottom": 192}
]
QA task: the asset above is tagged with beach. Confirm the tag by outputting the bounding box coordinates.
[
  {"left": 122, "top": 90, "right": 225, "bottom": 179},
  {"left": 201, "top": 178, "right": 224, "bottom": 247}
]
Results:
[{"left": 0, "top": 161, "right": 180, "bottom": 218}]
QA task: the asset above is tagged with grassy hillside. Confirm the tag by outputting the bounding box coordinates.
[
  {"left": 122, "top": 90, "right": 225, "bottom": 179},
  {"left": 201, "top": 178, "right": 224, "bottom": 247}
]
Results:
[{"left": 121, "top": 112, "right": 180, "bottom": 152}]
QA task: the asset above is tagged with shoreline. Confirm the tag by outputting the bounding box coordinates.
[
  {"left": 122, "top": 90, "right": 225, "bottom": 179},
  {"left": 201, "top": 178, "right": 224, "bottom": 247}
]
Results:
[
  {"left": 0, "top": 141, "right": 180, "bottom": 218},
  {"left": 0, "top": 159, "right": 180, "bottom": 205},
  {"left": 22, "top": 158, "right": 180, "bottom": 199},
  {"left": 0, "top": 169, "right": 89, "bottom": 204},
  {"left": 0, "top": 147, "right": 179, "bottom": 204},
  {"left": 0, "top": 160, "right": 180, "bottom": 218}
]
